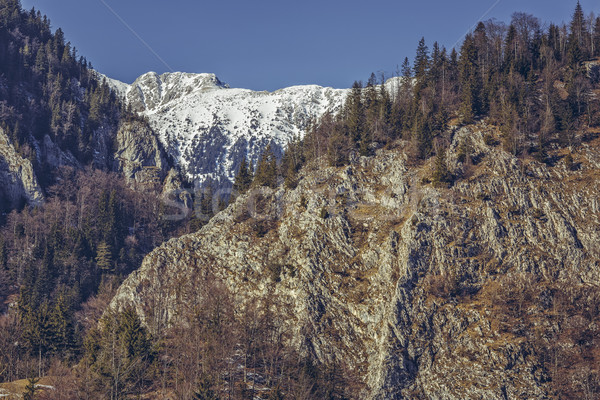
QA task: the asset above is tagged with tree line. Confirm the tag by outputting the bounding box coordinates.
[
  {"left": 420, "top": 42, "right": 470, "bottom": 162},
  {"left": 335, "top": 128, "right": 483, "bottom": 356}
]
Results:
[{"left": 232, "top": 1, "right": 600, "bottom": 192}]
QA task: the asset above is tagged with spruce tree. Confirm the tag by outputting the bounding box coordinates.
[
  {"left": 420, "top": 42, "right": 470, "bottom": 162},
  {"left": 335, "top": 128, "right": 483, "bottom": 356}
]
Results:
[
  {"left": 95, "top": 241, "right": 113, "bottom": 273},
  {"left": 570, "top": 1, "right": 585, "bottom": 48},
  {"left": 378, "top": 80, "right": 392, "bottom": 138},
  {"left": 568, "top": 1, "right": 587, "bottom": 62},
  {"left": 50, "top": 290, "right": 75, "bottom": 356},
  {"left": 401, "top": 57, "right": 412, "bottom": 84},
  {"left": 119, "top": 307, "right": 150, "bottom": 359},
  {"left": 432, "top": 147, "right": 451, "bottom": 187},
  {"left": 281, "top": 145, "right": 299, "bottom": 189},
  {"left": 233, "top": 156, "right": 253, "bottom": 195},
  {"left": 414, "top": 37, "right": 430, "bottom": 85},
  {"left": 22, "top": 376, "right": 40, "bottom": 400},
  {"left": 459, "top": 34, "right": 482, "bottom": 123},
  {"left": 344, "top": 81, "right": 364, "bottom": 145},
  {"left": 252, "top": 144, "right": 278, "bottom": 188},
  {"left": 594, "top": 17, "right": 600, "bottom": 57},
  {"left": 362, "top": 73, "right": 379, "bottom": 155}
]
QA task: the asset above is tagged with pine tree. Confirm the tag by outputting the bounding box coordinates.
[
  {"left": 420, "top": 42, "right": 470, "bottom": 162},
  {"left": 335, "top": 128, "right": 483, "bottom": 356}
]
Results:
[
  {"left": 414, "top": 37, "right": 430, "bottom": 86},
  {"left": 568, "top": 1, "right": 587, "bottom": 62},
  {"left": 409, "top": 111, "right": 432, "bottom": 161},
  {"left": 570, "top": 1, "right": 586, "bottom": 48},
  {"left": 365, "top": 72, "right": 379, "bottom": 127},
  {"left": 50, "top": 290, "right": 75, "bottom": 356},
  {"left": 281, "top": 144, "right": 300, "bottom": 189},
  {"left": 594, "top": 17, "right": 600, "bottom": 57},
  {"left": 344, "top": 81, "right": 364, "bottom": 145},
  {"left": 252, "top": 144, "right": 278, "bottom": 188},
  {"left": 233, "top": 156, "right": 253, "bottom": 195},
  {"left": 22, "top": 376, "right": 40, "bottom": 400},
  {"left": 95, "top": 241, "right": 113, "bottom": 273},
  {"left": 118, "top": 307, "right": 150, "bottom": 359},
  {"left": 432, "top": 146, "right": 451, "bottom": 187},
  {"left": 459, "top": 34, "right": 482, "bottom": 123},
  {"left": 362, "top": 73, "right": 379, "bottom": 155},
  {"left": 401, "top": 56, "right": 412, "bottom": 85},
  {"left": 34, "top": 245, "right": 53, "bottom": 302},
  {"left": 378, "top": 80, "right": 392, "bottom": 139}
]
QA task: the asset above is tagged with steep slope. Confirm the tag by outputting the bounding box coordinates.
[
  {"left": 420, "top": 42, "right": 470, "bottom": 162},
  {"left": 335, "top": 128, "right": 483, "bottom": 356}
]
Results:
[
  {"left": 110, "top": 72, "right": 349, "bottom": 186},
  {"left": 0, "top": 127, "right": 44, "bottom": 208},
  {"left": 110, "top": 123, "right": 600, "bottom": 398},
  {"left": 112, "top": 119, "right": 169, "bottom": 187}
]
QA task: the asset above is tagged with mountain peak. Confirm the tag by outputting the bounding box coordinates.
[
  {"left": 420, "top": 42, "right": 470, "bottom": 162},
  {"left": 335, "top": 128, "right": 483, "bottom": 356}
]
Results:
[{"left": 109, "top": 71, "right": 348, "bottom": 186}]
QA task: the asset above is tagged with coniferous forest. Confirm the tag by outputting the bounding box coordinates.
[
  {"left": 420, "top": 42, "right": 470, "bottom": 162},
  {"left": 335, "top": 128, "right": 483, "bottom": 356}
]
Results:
[{"left": 1, "top": 0, "right": 600, "bottom": 398}]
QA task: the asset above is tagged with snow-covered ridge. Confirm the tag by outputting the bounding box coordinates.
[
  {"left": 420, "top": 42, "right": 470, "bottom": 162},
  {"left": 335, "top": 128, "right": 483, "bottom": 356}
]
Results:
[
  {"left": 101, "top": 72, "right": 404, "bottom": 188},
  {"left": 103, "top": 71, "right": 349, "bottom": 186}
]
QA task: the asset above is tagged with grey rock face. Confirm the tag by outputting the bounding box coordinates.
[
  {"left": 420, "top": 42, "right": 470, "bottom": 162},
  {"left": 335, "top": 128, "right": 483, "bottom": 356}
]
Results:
[
  {"left": 40, "top": 134, "right": 79, "bottom": 169},
  {"left": 110, "top": 123, "right": 600, "bottom": 398},
  {"left": 0, "top": 128, "right": 44, "bottom": 207},
  {"left": 113, "top": 120, "right": 168, "bottom": 186}
]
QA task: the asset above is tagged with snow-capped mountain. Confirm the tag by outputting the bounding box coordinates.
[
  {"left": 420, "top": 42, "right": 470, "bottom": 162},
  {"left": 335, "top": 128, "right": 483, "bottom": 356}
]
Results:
[{"left": 107, "top": 72, "right": 349, "bottom": 187}]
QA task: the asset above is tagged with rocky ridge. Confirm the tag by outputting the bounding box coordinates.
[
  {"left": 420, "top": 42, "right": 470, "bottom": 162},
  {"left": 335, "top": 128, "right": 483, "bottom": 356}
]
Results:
[
  {"left": 112, "top": 120, "right": 169, "bottom": 186},
  {"left": 110, "top": 123, "right": 600, "bottom": 398},
  {"left": 0, "top": 127, "right": 44, "bottom": 208}
]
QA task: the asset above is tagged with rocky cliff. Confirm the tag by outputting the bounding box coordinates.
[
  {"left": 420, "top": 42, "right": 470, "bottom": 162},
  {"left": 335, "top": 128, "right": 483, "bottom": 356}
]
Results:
[
  {"left": 113, "top": 120, "right": 169, "bottom": 187},
  {"left": 110, "top": 123, "right": 600, "bottom": 398},
  {"left": 0, "top": 127, "right": 44, "bottom": 208},
  {"left": 0, "top": 115, "right": 176, "bottom": 209}
]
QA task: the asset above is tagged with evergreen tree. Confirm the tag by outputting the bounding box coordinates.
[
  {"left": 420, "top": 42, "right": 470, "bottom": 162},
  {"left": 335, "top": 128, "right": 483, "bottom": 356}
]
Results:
[
  {"left": 432, "top": 146, "right": 451, "bottom": 187},
  {"left": 570, "top": 1, "right": 586, "bottom": 49},
  {"left": 22, "top": 376, "right": 40, "bottom": 400},
  {"left": 378, "top": 79, "right": 392, "bottom": 139},
  {"left": 199, "top": 182, "right": 215, "bottom": 221},
  {"left": 118, "top": 307, "right": 150, "bottom": 360},
  {"left": 233, "top": 156, "right": 253, "bottom": 195},
  {"left": 34, "top": 245, "right": 53, "bottom": 302},
  {"left": 95, "top": 241, "right": 113, "bottom": 273},
  {"left": 401, "top": 56, "right": 412, "bottom": 83},
  {"left": 414, "top": 37, "right": 430, "bottom": 85},
  {"left": 252, "top": 144, "right": 278, "bottom": 188},
  {"left": 568, "top": 2, "right": 587, "bottom": 62},
  {"left": 281, "top": 141, "right": 301, "bottom": 188},
  {"left": 50, "top": 290, "right": 75, "bottom": 356},
  {"left": 594, "top": 17, "right": 600, "bottom": 57},
  {"left": 409, "top": 111, "right": 432, "bottom": 161},
  {"left": 344, "top": 81, "right": 364, "bottom": 145},
  {"left": 459, "top": 34, "right": 482, "bottom": 123},
  {"left": 362, "top": 73, "right": 379, "bottom": 155}
]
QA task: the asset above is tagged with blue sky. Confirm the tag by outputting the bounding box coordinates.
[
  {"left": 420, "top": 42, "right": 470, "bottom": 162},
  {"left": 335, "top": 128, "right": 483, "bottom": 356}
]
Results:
[{"left": 19, "top": 0, "right": 599, "bottom": 91}]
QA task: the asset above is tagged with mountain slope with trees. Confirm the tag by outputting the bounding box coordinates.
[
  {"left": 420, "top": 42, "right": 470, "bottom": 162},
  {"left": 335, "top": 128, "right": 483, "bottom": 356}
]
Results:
[
  {"left": 0, "top": 0, "right": 600, "bottom": 399},
  {"left": 105, "top": 2, "right": 600, "bottom": 399}
]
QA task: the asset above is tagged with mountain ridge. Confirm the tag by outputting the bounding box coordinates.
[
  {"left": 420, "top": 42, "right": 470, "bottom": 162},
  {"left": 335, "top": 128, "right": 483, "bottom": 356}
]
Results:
[{"left": 103, "top": 71, "right": 351, "bottom": 187}]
